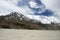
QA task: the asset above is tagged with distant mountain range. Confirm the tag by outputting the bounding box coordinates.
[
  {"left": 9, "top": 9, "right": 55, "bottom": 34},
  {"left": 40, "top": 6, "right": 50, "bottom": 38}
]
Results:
[{"left": 0, "top": 12, "right": 60, "bottom": 30}]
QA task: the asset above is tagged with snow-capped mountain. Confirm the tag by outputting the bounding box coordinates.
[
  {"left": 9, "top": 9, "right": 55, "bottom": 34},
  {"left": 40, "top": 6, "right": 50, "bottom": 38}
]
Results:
[
  {"left": 0, "top": 12, "right": 40, "bottom": 24},
  {"left": 0, "top": 12, "right": 60, "bottom": 30},
  {"left": 0, "top": 0, "right": 60, "bottom": 24},
  {"left": 0, "top": 0, "right": 60, "bottom": 30},
  {"left": 0, "top": 12, "right": 41, "bottom": 29},
  {"left": 3, "top": 12, "right": 31, "bottom": 21}
]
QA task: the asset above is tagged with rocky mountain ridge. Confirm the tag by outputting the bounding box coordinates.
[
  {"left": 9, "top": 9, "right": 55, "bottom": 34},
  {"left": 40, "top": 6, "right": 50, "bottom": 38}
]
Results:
[{"left": 0, "top": 12, "right": 60, "bottom": 30}]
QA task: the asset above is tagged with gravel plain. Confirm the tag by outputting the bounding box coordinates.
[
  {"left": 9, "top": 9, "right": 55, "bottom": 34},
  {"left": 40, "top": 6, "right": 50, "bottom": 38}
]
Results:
[{"left": 0, "top": 29, "right": 60, "bottom": 40}]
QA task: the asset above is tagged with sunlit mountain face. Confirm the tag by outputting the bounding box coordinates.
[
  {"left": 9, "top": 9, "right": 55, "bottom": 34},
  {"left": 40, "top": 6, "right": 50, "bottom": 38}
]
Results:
[{"left": 0, "top": 0, "right": 60, "bottom": 24}]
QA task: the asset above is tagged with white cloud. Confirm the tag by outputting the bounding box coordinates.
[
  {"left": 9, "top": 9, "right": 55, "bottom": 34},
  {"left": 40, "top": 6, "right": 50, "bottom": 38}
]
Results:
[
  {"left": 0, "top": 0, "right": 60, "bottom": 24},
  {"left": 41, "top": 0, "right": 60, "bottom": 9},
  {"left": 0, "top": 0, "right": 19, "bottom": 15},
  {"left": 47, "top": 16, "right": 60, "bottom": 23},
  {"left": 40, "top": 0, "right": 60, "bottom": 24},
  {"left": 41, "top": 0, "right": 60, "bottom": 16},
  {"left": 29, "top": 1, "right": 38, "bottom": 8},
  {"left": 0, "top": 0, "right": 31, "bottom": 16}
]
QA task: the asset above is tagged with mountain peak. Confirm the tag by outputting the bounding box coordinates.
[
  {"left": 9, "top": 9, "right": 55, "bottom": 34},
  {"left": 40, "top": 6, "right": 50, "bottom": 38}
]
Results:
[
  {"left": 0, "top": 12, "right": 60, "bottom": 30},
  {"left": 3, "top": 12, "right": 31, "bottom": 21}
]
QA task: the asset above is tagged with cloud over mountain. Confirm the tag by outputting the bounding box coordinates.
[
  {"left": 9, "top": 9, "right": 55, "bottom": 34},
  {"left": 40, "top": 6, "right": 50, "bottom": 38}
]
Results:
[{"left": 0, "top": 0, "right": 60, "bottom": 24}]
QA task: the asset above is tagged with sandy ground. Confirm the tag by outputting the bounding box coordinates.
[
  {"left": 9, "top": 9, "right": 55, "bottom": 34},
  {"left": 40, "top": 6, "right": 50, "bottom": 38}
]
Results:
[{"left": 0, "top": 29, "right": 60, "bottom": 40}]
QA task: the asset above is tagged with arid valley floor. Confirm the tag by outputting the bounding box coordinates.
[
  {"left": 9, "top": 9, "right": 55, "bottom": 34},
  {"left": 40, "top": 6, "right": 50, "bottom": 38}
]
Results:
[{"left": 0, "top": 29, "right": 60, "bottom": 40}]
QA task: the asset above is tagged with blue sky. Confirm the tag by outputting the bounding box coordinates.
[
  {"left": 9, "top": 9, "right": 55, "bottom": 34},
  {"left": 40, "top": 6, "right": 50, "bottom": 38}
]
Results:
[
  {"left": 0, "top": 0, "right": 60, "bottom": 24},
  {"left": 17, "top": 0, "right": 54, "bottom": 16},
  {"left": 37, "top": 10, "right": 54, "bottom": 16}
]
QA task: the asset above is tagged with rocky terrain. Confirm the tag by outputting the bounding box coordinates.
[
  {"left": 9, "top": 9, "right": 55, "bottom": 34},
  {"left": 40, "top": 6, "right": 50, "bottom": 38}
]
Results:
[{"left": 0, "top": 12, "right": 60, "bottom": 30}]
